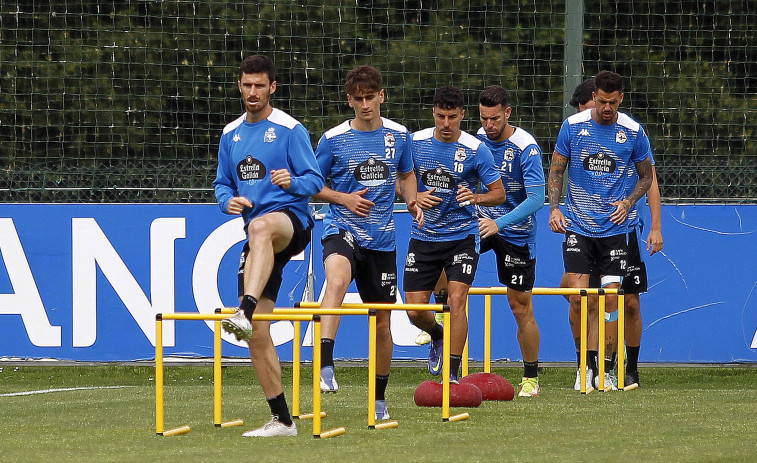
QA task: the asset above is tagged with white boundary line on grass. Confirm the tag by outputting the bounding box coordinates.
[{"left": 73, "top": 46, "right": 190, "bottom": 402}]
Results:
[{"left": 0, "top": 385, "right": 133, "bottom": 397}]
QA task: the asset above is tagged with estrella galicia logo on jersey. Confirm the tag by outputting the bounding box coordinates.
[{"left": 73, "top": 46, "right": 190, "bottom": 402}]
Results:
[
  {"left": 504, "top": 148, "right": 515, "bottom": 162},
  {"left": 616, "top": 130, "right": 627, "bottom": 144},
  {"left": 354, "top": 157, "right": 390, "bottom": 187},
  {"left": 384, "top": 132, "right": 395, "bottom": 147},
  {"left": 263, "top": 127, "right": 277, "bottom": 143},
  {"left": 237, "top": 156, "right": 265, "bottom": 182},
  {"left": 421, "top": 166, "right": 454, "bottom": 192},
  {"left": 454, "top": 148, "right": 467, "bottom": 162},
  {"left": 583, "top": 152, "right": 616, "bottom": 174}
]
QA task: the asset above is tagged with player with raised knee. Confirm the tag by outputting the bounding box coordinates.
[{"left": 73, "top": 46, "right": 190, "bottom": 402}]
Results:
[
  {"left": 215, "top": 55, "right": 325, "bottom": 437},
  {"left": 475, "top": 85, "right": 545, "bottom": 397},
  {"left": 404, "top": 85, "right": 505, "bottom": 383},
  {"left": 312, "top": 65, "right": 422, "bottom": 419},
  {"left": 548, "top": 71, "right": 653, "bottom": 389}
]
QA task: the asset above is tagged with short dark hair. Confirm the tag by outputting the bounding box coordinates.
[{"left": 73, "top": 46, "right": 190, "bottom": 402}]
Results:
[
  {"left": 345, "top": 65, "right": 382, "bottom": 95},
  {"left": 594, "top": 71, "right": 623, "bottom": 94},
  {"left": 239, "top": 55, "right": 275, "bottom": 83},
  {"left": 478, "top": 85, "right": 509, "bottom": 108},
  {"left": 569, "top": 78, "right": 596, "bottom": 108},
  {"left": 433, "top": 85, "right": 465, "bottom": 110}
]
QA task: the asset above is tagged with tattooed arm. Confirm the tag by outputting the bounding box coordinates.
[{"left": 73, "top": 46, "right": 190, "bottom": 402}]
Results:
[
  {"left": 609, "top": 157, "right": 653, "bottom": 225},
  {"left": 548, "top": 152, "right": 569, "bottom": 233}
]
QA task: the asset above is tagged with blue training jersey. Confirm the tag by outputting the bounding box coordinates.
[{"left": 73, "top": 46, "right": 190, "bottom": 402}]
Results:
[
  {"left": 315, "top": 117, "right": 414, "bottom": 251},
  {"left": 213, "top": 108, "right": 325, "bottom": 230},
  {"left": 410, "top": 128, "right": 500, "bottom": 244},
  {"left": 554, "top": 109, "right": 652, "bottom": 238},
  {"left": 476, "top": 126, "right": 545, "bottom": 248}
]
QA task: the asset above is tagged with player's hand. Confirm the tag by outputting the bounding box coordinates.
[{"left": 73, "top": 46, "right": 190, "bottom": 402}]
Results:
[
  {"left": 478, "top": 218, "right": 499, "bottom": 239},
  {"left": 549, "top": 208, "right": 567, "bottom": 233},
  {"left": 227, "top": 196, "right": 253, "bottom": 215},
  {"left": 342, "top": 188, "right": 375, "bottom": 217},
  {"left": 270, "top": 169, "right": 292, "bottom": 189},
  {"left": 609, "top": 199, "right": 631, "bottom": 225},
  {"left": 407, "top": 200, "right": 425, "bottom": 228},
  {"left": 456, "top": 185, "right": 476, "bottom": 206},
  {"left": 647, "top": 228, "right": 663, "bottom": 255},
  {"left": 417, "top": 188, "right": 442, "bottom": 210}
]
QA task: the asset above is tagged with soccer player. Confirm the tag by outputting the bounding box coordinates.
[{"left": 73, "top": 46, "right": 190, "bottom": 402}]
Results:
[
  {"left": 312, "top": 65, "right": 423, "bottom": 420},
  {"left": 548, "top": 70, "right": 653, "bottom": 388},
  {"left": 563, "top": 77, "right": 663, "bottom": 390},
  {"left": 475, "top": 85, "right": 545, "bottom": 397},
  {"left": 214, "top": 55, "right": 325, "bottom": 437},
  {"left": 404, "top": 85, "right": 505, "bottom": 382}
]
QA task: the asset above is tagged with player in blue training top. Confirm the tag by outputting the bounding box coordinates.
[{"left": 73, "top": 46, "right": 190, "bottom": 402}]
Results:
[
  {"left": 548, "top": 70, "right": 653, "bottom": 388},
  {"left": 404, "top": 86, "right": 505, "bottom": 382},
  {"left": 313, "top": 66, "right": 423, "bottom": 420},
  {"left": 214, "top": 55, "right": 325, "bottom": 437},
  {"left": 474, "top": 85, "right": 545, "bottom": 397}
]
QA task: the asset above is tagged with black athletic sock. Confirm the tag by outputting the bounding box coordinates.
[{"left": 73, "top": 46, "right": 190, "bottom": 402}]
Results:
[
  {"left": 240, "top": 295, "right": 258, "bottom": 321},
  {"left": 524, "top": 361, "right": 539, "bottom": 378},
  {"left": 588, "top": 350, "right": 598, "bottom": 381},
  {"left": 450, "top": 355, "right": 462, "bottom": 378},
  {"left": 376, "top": 374, "right": 389, "bottom": 401},
  {"left": 429, "top": 323, "right": 444, "bottom": 341},
  {"left": 321, "top": 338, "right": 335, "bottom": 368},
  {"left": 267, "top": 393, "right": 292, "bottom": 426},
  {"left": 626, "top": 345, "right": 640, "bottom": 373},
  {"left": 605, "top": 352, "right": 617, "bottom": 373}
]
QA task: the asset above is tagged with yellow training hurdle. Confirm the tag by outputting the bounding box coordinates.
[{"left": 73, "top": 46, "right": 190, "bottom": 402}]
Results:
[
  {"left": 294, "top": 302, "right": 467, "bottom": 423},
  {"left": 465, "top": 287, "right": 626, "bottom": 393}
]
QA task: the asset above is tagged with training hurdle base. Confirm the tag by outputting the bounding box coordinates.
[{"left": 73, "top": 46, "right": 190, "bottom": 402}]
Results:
[{"left": 465, "top": 287, "right": 630, "bottom": 393}]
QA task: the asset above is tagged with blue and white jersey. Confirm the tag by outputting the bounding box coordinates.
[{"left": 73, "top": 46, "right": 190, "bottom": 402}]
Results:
[
  {"left": 316, "top": 117, "right": 413, "bottom": 251},
  {"left": 213, "top": 108, "right": 325, "bottom": 231},
  {"left": 410, "top": 128, "right": 500, "bottom": 244},
  {"left": 555, "top": 109, "right": 652, "bottom": 237},
  {"left": 476, "top": 126, "right": 545, "bottom": 247},
  {"left": 625, "top": 151, "right": 656, "bottom": 230}
]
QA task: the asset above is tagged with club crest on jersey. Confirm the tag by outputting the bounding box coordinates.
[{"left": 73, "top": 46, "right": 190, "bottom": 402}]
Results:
[
  {"left": 565, "top": 234, "right": 580, "bottom": 252},
  {"left": 421, "top": 166, "right": 454, "bottom": 192},
  {"left": 504, "top": 148, "right": 515, "bottom": 162},
  {"left": 454, "top": 148, "right": 467, "bottom": 162},
  {"left": 615, "top": 130, "right": 627, "bottom": 144},
  {"left": 384, "top": 132, "right": 396, "bottom": 147},
  {"left": 354, "top": 156, "right": 390, "bottom": 187},
  {"left": 237, "top": 155, "right": 265, "bottom": 182},
  {"left": 405, "top": 253, "right": 416, "bottom": 267},
  {"left": 263, "top": 127, "right": 277, "bottom": 143},
  {"left": 583, "top": 151, "right": 616, "bottom": 174}
]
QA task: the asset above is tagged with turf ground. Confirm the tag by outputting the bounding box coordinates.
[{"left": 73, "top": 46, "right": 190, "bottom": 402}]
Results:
[{"left": 1, "top": 363, "right": 756, "bottom": 462}]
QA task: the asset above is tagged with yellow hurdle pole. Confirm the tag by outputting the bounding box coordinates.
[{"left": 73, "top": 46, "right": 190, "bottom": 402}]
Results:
[
  {"left": 367, "top": 309, "right": 377, "bottom": 428},
  {"left": 462, "top": 299, "right": 469, "bottom": 377},
  {"left": 468, "top": 287, "right": 619, "bottom": 296},
  {"left": 598, "top": 289, "right": 606, "bottom": 391},
  {"left": 159, "top": 313, "right": 313, "bottom": 322},
  {"left": 292, "top": 320, "right": 301, "bottom": 418},
  {"left": 442, "top": 305, "right": 451, "bottom": 421},
  {"left": 155, "top": 316, "right": 164, "bottom": 435},
  {"left": 579, "top": 290, "right": 588, "bottom": 394},
  {"left": 484, "top": 295, "right": 492, "bottom": 373},
  {"left": 274, "top": 308, "right": 370, "bottom": 316},
  {"left": 213, "top": 310, "right": 222, "bottom": 426},
  {"left": 617, "top": 290, "right": 625, "bottom": 390},
  {"left": 297, "top": 302, "right": 444, "bottom": 311},
  {"left": 312, "top": 315, "right": 322, "bottom": 438}
]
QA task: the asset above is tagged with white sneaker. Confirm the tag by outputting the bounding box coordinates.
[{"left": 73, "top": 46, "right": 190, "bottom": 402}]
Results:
[
  {"left": 573, "top": 367, "right": 591, "bottom": 391},
  {"left": 415, "top": 331, "right": 431, "bottom": 345},
  {"left": 375, "top": 400, "right": 390, "bottom": 420},
  {"left": 221, "top": 310, "right": 253, "bottom": 342},
  {"left": 593, "top": 372, "right": 619, "bottom": 391},
  {"left": 320, "top": 366, "right": 339, "bottom": 393},
  {"left": 242, "top": 416, "right": 297, "bottom": 437}
]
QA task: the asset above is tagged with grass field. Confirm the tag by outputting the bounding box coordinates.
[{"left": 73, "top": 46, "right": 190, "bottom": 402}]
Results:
[{"left": 1, "top": 363, "right": 756, "bottom": 463}]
